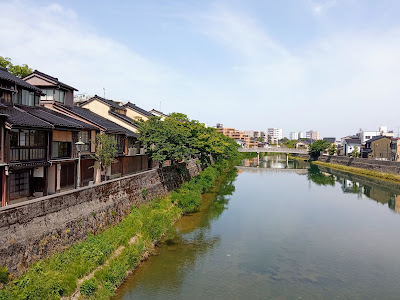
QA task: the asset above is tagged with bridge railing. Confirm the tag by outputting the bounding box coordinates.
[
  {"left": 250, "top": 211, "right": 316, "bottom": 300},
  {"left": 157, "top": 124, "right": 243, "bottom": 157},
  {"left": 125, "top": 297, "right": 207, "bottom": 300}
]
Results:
[{"left": 238, "top": 147, "right": 308, "bottom": 154}]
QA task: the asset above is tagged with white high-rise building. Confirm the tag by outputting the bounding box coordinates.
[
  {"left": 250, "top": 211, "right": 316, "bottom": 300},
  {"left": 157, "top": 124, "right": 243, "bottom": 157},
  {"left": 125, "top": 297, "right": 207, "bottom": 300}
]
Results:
[
  {"left": 299, "top": 131, "right": 304, "bottom": 139},
  {"left": 268, "top": 128, "right": 283, "bottom": 143},
  {"left": 290, "top": 132, "right": 299, "bottom": 140}
]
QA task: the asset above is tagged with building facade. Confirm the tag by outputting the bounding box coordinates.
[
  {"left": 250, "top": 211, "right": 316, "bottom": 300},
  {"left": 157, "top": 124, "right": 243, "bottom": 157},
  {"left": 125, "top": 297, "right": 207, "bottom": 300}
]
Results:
[{"left": 306, "top": 130, "right": 320, "bottom": 141}]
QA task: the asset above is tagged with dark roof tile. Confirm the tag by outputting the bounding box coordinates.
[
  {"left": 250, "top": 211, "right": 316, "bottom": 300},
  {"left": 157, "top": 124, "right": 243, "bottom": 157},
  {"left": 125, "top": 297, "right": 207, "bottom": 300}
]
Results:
[
  {"left": 26, "top": 70, "right": 78, "bottom": 91},
  {"left": 0, "top": 67, "right": 42, "bottom": 93},
  {"left": 68, "top": 106, "right": 137, "bottom": 137},
  {"left": 21, "top": 106, "right": 97, "bottom": 130},
  {"left": 109, "top": 111, "right": 140, "bottom": 129},
  {"left": 82, "top": 95, "right": 125, "bottom": 110},
  {"left": 124, "top": 102, "right": 153, "bottom": 117},
  {"left": 1, "top": 106, "right": 53, "bottom": 128}
]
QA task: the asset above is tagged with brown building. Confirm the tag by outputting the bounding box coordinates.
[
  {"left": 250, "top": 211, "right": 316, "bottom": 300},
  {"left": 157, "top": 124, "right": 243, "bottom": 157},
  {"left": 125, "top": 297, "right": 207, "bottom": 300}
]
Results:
[{"left": 363, "top": 136, "right": 392, "bottom": 160}]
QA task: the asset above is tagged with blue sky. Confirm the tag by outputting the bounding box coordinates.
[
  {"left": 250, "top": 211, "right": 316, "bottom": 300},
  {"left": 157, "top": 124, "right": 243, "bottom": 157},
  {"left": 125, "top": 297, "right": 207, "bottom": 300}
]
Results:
[{"left": 1, "top": 0, "right": 400, "bottom": 138}]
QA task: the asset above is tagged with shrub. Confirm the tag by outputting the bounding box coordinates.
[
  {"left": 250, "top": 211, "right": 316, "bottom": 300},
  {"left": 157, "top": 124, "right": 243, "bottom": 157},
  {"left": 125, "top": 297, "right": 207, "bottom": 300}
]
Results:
[
  {"left": 80, "top": 278, "right": 96, "bottom": 297},
  {"left": 0, "top": 266, "right": 8, "bottom": 284}
]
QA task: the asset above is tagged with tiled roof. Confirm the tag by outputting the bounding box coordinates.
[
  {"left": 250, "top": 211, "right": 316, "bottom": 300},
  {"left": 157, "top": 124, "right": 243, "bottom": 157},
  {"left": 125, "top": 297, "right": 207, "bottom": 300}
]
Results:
[
  {"left": 344, "top": 138, "right": 361, "bottom": 144},
  {"left": 323, "top": 137, "right": 336, "bottom": 143},
  {"left": 82, "top": 95, "right": 125, "bottom": 110},
  {"left": 26, "top": 70, "right": 78, "bottom": 91},
  {"left": 0, "top": 67, "right": 42, "bottom": 93},
  {"left": 365, "top": 135, "right": 392, "bottom": 143},
  {"left": 1, "top": 106, "right": 53, "bottom": 128},
  {"left": 21, "top": 106, "right": 97, "bottom": 130},
  {"left": 150, "top": 109, "right": 169, "bottom": 117},
  {"left": 68, "top": 106, "right": 138, "bottom": 137},
  {"left": 124, "top": 102, "right": 153, "bottom": 117},
  {"left": 109, "top": 111, "right": 140, "bottom": 129}
]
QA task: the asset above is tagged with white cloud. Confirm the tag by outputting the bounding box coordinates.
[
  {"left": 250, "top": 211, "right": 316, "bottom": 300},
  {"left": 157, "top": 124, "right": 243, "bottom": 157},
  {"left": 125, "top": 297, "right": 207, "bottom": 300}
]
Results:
[
  {"left": 190, "top": 6, "right": 400, "bottom": 136},
  {"left": 0, "top": 0, "right": 182, "bottom": 108},
  {"left": 311, "top": 0, "right": 338, "bottom": 16}
]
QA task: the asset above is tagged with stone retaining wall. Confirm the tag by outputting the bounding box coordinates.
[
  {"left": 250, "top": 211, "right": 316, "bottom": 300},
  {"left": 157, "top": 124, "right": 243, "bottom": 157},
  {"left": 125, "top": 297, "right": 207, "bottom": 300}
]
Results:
[
  {"left": 0, "top": 160, "right": 202, "bottom": 275},
  {"left": 318, "top": 156, "right": 400, "bottom": 175}
]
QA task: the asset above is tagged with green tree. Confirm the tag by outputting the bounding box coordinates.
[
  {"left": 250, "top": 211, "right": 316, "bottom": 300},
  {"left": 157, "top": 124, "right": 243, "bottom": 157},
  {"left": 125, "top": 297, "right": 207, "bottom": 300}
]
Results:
[
  {"left": 328, "top": 144, "right": 337, "bottom": 155},
  {"left": 309, "top": 140, "right": 331, "bottom": 159},
  {"left": 351, "top": 146, "right": 360, "bottom": 157},
  {"left": 91, "top": 134, "right": 118, "bottom": 181},
  {"left": 0, "top": 56, "right": 32, "bottom": 78},
  {"left": 137, "top": 113, "right": 239, "bottom": 166}
]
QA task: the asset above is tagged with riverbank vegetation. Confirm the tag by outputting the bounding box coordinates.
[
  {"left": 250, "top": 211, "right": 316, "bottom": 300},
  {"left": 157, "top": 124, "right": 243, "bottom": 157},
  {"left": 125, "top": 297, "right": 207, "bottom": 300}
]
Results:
[
  {"left": 312, "top": 161, "right": 400, "bottom": 184},
  {"left": 0, "top": 113, "right": 242, "bottom": 300},
  {"left": 0, "top": 160, "right": 239, "bottom": 300}
]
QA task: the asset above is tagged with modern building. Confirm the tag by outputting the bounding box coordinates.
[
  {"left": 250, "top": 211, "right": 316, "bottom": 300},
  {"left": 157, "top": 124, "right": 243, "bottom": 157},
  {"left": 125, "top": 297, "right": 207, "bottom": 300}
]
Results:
[
  {"left": 267, "top": 128, "right": 283, "bottom": 143},
  {"left": 290, "top": 132, "right": 299, "bottom": 140},
  {"left": 358, "top": 126, "right": 394, "bottom": 145},
  {"left": 298, "top": 131, "right": 305, "bottom": 139},
  {"left": 306, "top": 130, "right": 320, "bottom": 141}
]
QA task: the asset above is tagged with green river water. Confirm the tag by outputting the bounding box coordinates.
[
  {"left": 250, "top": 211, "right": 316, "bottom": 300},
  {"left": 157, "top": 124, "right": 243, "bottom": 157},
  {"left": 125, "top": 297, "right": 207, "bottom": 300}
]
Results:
[{"left": 114, "top": 155, "right": 400, "bottom": 300}]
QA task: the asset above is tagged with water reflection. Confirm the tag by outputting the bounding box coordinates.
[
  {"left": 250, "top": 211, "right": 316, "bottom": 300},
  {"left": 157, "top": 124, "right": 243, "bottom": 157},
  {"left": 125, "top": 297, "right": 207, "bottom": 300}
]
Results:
[
  {"left": 114, "top": 168, "right": 239, "bottom": 300},
  {"left": 242, "top": 155, "right": 309, "bottom": 169},
  {"left": 310, "top": 164, "right": 400, "bottom": 214}
]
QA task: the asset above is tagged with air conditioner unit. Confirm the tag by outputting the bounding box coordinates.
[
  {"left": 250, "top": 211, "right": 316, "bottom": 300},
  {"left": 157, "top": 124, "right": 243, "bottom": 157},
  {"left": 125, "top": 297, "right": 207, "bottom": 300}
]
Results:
[{"left": 140, "top": 148, "right": 146, "bottom": 155}]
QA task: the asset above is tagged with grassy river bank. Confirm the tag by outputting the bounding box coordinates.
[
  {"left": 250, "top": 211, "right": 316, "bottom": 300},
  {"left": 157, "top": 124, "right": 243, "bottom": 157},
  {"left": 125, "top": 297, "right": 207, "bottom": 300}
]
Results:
[
  {"left": 312, "top": 160, "right": 400, "bottom": 185},
  {"left": 0, "top": 159, "right": 242, "bottom": 300}
]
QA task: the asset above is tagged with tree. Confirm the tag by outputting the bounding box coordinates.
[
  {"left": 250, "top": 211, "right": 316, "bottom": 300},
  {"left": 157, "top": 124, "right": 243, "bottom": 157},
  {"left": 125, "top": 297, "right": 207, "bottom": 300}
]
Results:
[
  {"left": 308, "top": 140, "right": 331, "bottom": 159},
  {"left": 351, "top": 146, "right": 360, "bottom": 157},
  {"left": 328, "top": 144, "right": 337, "bottom": 155},
  {"left": 0, "top": 56, "right": 32, "bottom": 78},
  {"left": 91, "top": 134, "right": 118, "bottom": 181},
  {"left": 137, "top": 113, "right": 239, "bottom": 167}
]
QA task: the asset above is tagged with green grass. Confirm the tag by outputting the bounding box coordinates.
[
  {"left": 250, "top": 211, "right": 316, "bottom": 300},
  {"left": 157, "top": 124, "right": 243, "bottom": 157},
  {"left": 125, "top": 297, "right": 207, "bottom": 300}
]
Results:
[
  {"left": 312, "top": 161, "right": 400, "bottom": 184},
  {"left": 0, "top": 159, "right": 236, "bottom": 300}
]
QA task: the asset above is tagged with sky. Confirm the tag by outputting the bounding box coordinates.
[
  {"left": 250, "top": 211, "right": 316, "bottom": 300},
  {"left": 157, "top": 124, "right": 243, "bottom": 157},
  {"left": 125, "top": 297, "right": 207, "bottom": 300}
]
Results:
[{"left": 1, "top": 0, "right": 400, "bottom": 138}]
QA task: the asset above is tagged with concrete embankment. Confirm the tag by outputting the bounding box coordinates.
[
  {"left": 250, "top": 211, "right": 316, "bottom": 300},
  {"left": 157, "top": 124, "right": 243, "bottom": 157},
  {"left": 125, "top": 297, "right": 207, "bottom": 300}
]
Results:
[
  {"left": 0, "top": 160, "right": 201, "bottom": 276},
  {"left": 314, "top": 156, "right": 400, "bottom": 184}
]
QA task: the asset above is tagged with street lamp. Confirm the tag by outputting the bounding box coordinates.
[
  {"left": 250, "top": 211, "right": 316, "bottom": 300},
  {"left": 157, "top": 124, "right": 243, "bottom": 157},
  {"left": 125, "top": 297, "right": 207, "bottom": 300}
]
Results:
[{"left": 75, "top": 138, "right": 85, "bottom": 188}]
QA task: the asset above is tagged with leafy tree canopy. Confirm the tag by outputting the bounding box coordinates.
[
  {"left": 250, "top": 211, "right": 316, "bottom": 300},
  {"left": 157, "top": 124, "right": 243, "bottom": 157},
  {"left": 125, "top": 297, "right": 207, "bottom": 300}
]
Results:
[
  {"left": 328, "top": 144, "right": 337, "bottom": 155},
  {"left": 309, "top": 140, "right": 331, "bottom": 159},
  {"left": 91, "top": 134, "right": 118, "bottom": 180},
  {"left": 0, "top": 56, "right": 32, "bottom": 78},
  {"left": 137, "top": 113, "right": 239, "bottom": 166}
]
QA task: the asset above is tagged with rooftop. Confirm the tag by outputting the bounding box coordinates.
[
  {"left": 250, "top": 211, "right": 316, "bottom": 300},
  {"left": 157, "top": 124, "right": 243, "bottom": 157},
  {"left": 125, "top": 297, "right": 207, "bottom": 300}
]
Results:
[
  {"left": 68, "top": 106, "right": 137, "bottom": 137},
  {"left": 0, "top": 67, "right": 42, "bottom": 93},
  {"left": 82, "top": 95, "right": 125, "bottom": 110},
  {"left": 25, "top": 70, "right": 78, "bottom": 91},
  {"left": 1, "top": 106, "right": 53, "bottom": 129},
  {"left": 21, "top": 106, "right": 97, "bottom": 130},
  {"left": 124, "top": 102, "right": 153, "bottom": 117}
]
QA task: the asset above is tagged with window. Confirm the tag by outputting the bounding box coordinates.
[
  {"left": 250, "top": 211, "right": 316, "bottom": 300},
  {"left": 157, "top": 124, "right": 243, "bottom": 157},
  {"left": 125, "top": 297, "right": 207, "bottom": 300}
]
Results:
[
  {"left": 78, "top": 131, "right": 90, "bottom": 152},
  {"left": 10, "top": 171, "right": 30, "bottom": 200},
  {"left": 55, "top": 90, "right": 65, "bottom": 103},
  {"left": 41, "top": 89, "right": 54, "bottom": 101},
  {"left": 13, "top": 89, "right": 35, "bottom": 106},
  {"left": 52, "top": 141, "right": 71, "bottom": 158},
  {"left": 21, "top": 90, "right": 34, "bottom": 106},
  {"left": 10, "top": 129, "right": 47, "bottom": 161}
]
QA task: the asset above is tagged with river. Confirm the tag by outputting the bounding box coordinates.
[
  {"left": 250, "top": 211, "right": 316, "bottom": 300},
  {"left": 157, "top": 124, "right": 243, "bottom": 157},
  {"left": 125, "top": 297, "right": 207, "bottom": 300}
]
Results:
[{"left": 114, "top": 155, "right": 400, "bottom": 299}]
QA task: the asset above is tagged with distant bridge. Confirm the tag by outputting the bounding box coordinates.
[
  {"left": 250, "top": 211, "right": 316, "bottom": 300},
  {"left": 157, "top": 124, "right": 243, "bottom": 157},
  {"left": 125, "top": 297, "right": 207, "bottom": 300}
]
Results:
[{"left": 238, "top": 147, "right": 308, "bottom": 154}]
